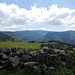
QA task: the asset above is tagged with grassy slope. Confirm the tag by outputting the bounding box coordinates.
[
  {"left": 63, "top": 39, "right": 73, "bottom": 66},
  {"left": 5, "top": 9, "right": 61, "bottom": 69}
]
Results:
[{"left": 0, "top": 42, "right": 41, "bottom": 50}]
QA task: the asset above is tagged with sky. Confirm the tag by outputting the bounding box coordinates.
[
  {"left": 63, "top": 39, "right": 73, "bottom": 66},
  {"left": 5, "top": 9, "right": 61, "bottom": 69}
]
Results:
[{"left": 0, "top": 0, "right": 75, "bottom": 31}]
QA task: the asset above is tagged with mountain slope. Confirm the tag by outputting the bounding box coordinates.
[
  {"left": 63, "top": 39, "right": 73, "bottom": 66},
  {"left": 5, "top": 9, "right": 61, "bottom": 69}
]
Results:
[
  {"left": 4, "top": 30, "right": 48, "bottom": 42},
  {"left": 3, "top": 30, "right": 75, "bottom": 45},
  {"left": 0, "top": 32, "right": 14, "bottom": 41},
  {"left": 41, "top": 31, "right": 75, "bottom": 45}
]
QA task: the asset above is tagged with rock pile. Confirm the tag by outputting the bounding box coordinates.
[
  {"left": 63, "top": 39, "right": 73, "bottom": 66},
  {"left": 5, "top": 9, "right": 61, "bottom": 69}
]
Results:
[{"left": 0, "top": 44, "right": 74, "bottom": 71}]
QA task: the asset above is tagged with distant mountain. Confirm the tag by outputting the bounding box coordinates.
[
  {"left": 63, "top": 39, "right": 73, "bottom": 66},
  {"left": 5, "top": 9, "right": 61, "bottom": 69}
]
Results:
[
  {"left": 4, "top": 30, "right": 48, "bottom": 42},
  {"left": 0, "top": 32, "right": 14, "bottom": 41},
  {"left": 2, "top": 30, "right": 75, "bottom": 45},
  {"left": 41, "top": 31, "right": 75, "bottom": 45}
]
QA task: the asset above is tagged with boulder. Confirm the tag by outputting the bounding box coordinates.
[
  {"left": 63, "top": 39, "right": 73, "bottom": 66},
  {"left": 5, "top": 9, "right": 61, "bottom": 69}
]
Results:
[
  {"left": 42, "top": 46, "right": 49, "bottom": 52},
  {"left": 0, "top": 66, "right": 3, "bottom": 69},
  {"left": 8, "top": 47, "right": 12, "bottom": 52},
  {"left": 9, "top": 52, "right": 17, "bottom": 57},
  {"left": 21, "top": 55, "right": 30, "bottom": 62},
  {"left": 30, "top": 51, "right": 37, "bottom": 56},
  {"left": 23, "top": 48, "right": 29, "bottom": 55},
  {"left": 38, "top": 50, "right": 45, "bottom": 54},
  {"left": 49, "top": 67, "right": 55, "bottom": 70},
  {"left": 11, "top": 47, "right": 18, "bottom": 52},
  {"left": 16, "top": 51, "right": 21, "bottom": 57},
  {"left": 48, "top": 49, "right": 56, "bottom": 54},
  {"left": 9, "top": 56, "right": 19, "bottom": 67},
  {"left": 2, "top": 54, "right": 8, "bottom": 60},
  {"left": 66, "top": 51, "right": 74, "bottom": 56},
  {"left": 33, "top": 66, "right": 41, "bottom": 73}
]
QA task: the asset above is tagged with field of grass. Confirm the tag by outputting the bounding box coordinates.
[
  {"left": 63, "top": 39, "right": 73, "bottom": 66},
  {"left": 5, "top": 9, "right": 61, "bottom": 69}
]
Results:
[{"left": 0, "top": 42, "right": 41, "bottom": 50}]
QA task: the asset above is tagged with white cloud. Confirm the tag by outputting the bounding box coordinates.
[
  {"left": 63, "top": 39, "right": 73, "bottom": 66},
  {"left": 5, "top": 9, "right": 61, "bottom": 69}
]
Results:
[
  {"left": 0, "top": 25, "right": 25, "bottom": 31},
  {"left": 0, "top": 3, "right": 75, "bottom": 31}
]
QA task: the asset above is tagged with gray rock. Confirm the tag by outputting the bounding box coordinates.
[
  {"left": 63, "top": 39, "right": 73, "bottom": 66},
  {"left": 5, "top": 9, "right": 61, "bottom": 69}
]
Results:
[
  {"left": 16, "top": 51, "right": 21, "bottom": 57},
  {"left": 53, "top": 49, "right": 60, "bottom": 53},
  {"left": 10, "top": 52, "right": 17, "bottom": 57},
  {"left": 30, "top": 51, "right": 37, "bottom": 56},
  {"left": 47, "top": 54, "right": 57, "bottom": 57},
  {"left": 66, "top": 51, "right": 73, "bottom": 55},
  {"left": 9, "top": 56, "right": 19, "bottom": 67},
  {"left": 9, "top": 56, "right": 19, "bottom": 63},
  {"left": 11, "top": 47, "right": 18, "bottom": 52},
  {"left": 38, "top": 50, "right": 45, "bottom": 54},
  {"left": 23, "top": 48, "right": 29, "bottom": 55},
  {"left": 49, "top": 67, "right": 55, "bottom": 70},
  {"left": 21, "top": 55, "right": 30, "bottom": 62},
  {"left": 0, "top": 66, "right": 3, "bottom": 69},
  {"left": 33, "top": 66, "right": 41, "bottom": 73},
  {"left": 48, "top": 49, "right": 56, "bottom": 54},
  {"left": 8, "top": 47, "right": 12, "bottom": 52},
  {"left": 24, "top": 62, "right": 38, "bottom": 66},
  {"left": 1, "top": 61, "right": 6, "bottom": 64},
  {"left": 42, "top": 46, "right": 49, "bottom": 52},
  {"left": 2, "top": 54, "right": 8, "bottom": 60}
]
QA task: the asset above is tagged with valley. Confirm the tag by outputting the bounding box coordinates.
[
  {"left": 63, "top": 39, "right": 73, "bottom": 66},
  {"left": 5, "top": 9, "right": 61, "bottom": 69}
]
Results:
[{"left": 1, "top": 30, "right": 75, "bottom": 45}]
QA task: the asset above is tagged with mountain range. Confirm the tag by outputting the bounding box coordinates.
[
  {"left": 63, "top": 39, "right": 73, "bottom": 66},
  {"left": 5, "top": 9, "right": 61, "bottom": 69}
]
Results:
[
  {"left": 1, "top": 30, "right": 75, "bottom": 45},
  {"left": 0, "top": 32, "right": 14, "bottom": 41}
]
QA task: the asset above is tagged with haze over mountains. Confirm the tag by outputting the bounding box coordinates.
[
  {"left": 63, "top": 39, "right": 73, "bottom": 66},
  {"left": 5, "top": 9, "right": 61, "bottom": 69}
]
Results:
[{"left": 1, "top": 30, "right": 75, "bottom": 45}]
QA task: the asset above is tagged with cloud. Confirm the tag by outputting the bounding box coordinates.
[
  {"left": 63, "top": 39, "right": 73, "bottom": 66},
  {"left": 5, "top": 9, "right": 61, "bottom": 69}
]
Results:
[
  {"left": 0, "top": 3, "right": 75, "bottom": 31},
  {"left": 0, "top": 25, "right": 25, "bottom": 31},
  {"left": 48, "top": 19, "right": 63, "bottom": 25}
]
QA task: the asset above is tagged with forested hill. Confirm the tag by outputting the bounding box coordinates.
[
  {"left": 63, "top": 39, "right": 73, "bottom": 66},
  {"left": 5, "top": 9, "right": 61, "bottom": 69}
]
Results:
[
  {"left": 0, "top": 32, "right": 14, "bottom": 41},
  {"left": 41, "top": 31, "right": 75, "bottom": 45},
  {"left": 3, "top": 30, "right": 48, "bottom": 42}
]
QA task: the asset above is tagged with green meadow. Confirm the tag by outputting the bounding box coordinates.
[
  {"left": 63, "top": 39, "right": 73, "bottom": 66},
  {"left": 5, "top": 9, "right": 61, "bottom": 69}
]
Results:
[{"left": 0, "top": 42, "right": 41, "bottom": 50}]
